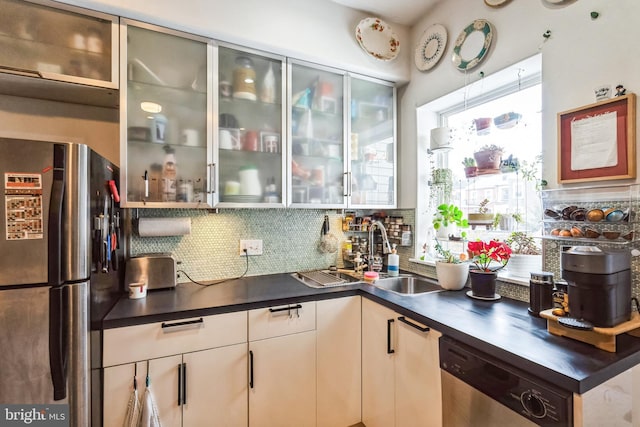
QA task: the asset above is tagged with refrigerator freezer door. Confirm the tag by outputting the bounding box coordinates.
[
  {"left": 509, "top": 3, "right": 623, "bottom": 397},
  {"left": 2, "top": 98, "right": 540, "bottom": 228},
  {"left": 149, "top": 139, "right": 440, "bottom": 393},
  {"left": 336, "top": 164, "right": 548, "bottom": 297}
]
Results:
[{"left": 0, "top": 138, "right": 91, "bottom": 286}]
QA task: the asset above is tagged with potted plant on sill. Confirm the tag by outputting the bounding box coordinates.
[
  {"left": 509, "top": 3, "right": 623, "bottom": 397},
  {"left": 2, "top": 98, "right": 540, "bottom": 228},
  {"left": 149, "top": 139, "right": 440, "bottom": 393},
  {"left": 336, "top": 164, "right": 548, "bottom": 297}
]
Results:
[
  {"left": 473, "top": 144, "right": 503, "bottom": 171},
  {"left": 462, "top": 157, "right": 478, "bottom": 178},
  {"left": 467, "top": 239, "right": 512, "bottom": 298},
  {"left": 432, "top": 203, "right": 469, "bottom": 239},
  {"left": 434, "top": 240, "right": 469, "bottom": 291},
  {"left": 504, "top": 231, "right": 542, "bottom": 278}
]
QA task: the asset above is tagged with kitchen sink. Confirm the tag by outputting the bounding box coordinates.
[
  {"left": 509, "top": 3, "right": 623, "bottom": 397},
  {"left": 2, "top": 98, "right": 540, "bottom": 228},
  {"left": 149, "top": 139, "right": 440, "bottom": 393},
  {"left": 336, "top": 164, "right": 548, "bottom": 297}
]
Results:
[
  {"left": 292, "top": 270, "right": 361, "bottom": 288},
  {"left": 371, "top": 275, "right": 442, "bottom": 295}
]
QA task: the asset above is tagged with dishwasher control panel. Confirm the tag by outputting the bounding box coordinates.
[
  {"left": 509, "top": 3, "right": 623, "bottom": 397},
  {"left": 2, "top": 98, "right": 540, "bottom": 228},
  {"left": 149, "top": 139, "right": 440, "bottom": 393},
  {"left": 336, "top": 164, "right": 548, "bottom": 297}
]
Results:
[{"left": 440, "top": 337, "right": 572, "bottom": 426}]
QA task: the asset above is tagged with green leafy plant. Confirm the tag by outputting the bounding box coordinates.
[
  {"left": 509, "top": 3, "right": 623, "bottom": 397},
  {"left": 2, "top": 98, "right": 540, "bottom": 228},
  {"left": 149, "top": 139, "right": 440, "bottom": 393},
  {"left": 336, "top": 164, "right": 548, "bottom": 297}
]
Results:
[
  {"left": 505, "top": 231, "right": 541, "bottom": 255},
  {"left": 432, "top": 204, "right": 469, "bottom": 232},
  {"left": 462, "top": 157, "right": 476, "bottom": 167}
]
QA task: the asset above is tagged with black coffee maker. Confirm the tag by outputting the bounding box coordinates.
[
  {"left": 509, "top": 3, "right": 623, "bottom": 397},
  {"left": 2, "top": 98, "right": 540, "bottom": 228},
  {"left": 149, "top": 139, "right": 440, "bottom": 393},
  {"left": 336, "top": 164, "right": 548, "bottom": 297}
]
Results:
[{"left": 561, "top": 246, "right": 631, "bottom": 327}]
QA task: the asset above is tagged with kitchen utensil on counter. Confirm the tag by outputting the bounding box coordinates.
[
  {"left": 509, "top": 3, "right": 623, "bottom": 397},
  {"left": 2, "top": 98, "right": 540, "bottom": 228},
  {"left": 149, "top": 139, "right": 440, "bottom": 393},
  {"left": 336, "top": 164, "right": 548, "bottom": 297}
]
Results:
[
  {"left": 318, "top": 215, "right": 338, "bottom": 253},
  {"left": 561, "top": 246, "right": 631, "bottom": 327},
  {"left": 529, "top": 271, "right": 554, "bottom": 317},
  {"left": 125, "top": 253, "right": 177, "bottom": 290}
]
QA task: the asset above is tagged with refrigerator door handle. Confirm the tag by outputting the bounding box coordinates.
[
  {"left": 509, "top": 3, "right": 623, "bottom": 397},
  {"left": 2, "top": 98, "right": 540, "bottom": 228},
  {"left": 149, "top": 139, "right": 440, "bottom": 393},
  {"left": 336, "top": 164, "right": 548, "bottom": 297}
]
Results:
[{"left": 48, "top": 143, "right": 67, "bottom": 401}]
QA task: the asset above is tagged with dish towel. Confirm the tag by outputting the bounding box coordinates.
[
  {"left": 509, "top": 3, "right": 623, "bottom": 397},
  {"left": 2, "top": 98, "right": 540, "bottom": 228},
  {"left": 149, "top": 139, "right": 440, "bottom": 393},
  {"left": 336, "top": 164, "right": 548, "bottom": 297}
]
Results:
[{"left": 140, "top": 386, "right": 162, "bottom": 427}]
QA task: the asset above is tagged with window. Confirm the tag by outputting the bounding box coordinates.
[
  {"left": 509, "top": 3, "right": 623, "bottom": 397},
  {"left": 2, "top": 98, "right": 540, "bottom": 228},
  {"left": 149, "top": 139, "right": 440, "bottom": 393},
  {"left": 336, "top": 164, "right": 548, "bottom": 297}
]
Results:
[{"left": 415, "top": 54, "right": 542, "bottom": 263}]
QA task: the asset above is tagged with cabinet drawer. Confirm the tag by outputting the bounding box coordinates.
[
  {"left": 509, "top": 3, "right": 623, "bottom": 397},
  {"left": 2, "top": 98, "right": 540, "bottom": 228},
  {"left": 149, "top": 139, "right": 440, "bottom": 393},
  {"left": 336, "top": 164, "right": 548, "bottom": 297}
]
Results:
[
  {"left": 103, "top": 311, "right": 247, "bottom": 367},
  {"left": 249, "top": 302, "right": 316, "bottom": 341}
]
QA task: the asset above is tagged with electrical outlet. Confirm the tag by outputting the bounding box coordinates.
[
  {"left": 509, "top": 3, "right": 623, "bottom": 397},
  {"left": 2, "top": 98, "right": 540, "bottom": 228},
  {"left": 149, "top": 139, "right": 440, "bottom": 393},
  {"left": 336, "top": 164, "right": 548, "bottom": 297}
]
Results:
[{"left": 240, "top": 239, "right": 263, "bottom": 256}]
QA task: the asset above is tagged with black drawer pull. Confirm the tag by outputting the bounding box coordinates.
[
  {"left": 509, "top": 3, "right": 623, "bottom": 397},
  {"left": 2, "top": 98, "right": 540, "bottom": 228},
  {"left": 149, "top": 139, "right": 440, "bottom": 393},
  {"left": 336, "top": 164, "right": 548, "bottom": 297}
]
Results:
[
  {"left": 161, "top": 318, "right": 204, "bottom": 330},
  {"left": 249, "top": 350, "right": 254, "bottom": 389},
  {"left": 387, "top": 318, "right": 395, "bottom": 354},
  {"left": 268, "top": 304, "right": 302, "bottom": 313},
  {"left": 398, "top": 316, "right": 430, "bottom": 332}
]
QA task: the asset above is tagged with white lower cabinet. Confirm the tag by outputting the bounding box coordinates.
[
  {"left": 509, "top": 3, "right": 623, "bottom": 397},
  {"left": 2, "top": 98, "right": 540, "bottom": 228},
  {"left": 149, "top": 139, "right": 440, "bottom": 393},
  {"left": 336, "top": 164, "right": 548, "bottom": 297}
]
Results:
[
  {"left": 362, "top": 298, "right": 442, "bottom": 427},
  {"left": 102, "top": 312, "right": 247, "bottom": 427},
  {"left": 317, "top": 296, "right": 362, "bottom": 427},
  {"left": 248, "top": 302, "right": 317, "bottom": 427}
]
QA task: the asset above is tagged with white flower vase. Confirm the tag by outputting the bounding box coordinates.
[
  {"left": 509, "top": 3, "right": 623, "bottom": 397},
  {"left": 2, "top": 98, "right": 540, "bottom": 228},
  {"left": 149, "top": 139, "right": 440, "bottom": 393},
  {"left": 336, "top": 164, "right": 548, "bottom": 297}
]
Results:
[{"left": 435, "top": 261, "right": 469, "bottom": 290}]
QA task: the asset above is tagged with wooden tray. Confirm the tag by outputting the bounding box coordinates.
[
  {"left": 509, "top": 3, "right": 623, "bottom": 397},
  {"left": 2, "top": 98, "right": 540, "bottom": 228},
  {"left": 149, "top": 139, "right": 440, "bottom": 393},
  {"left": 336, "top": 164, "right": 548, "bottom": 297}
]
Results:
[{"left": 540, "top": 309, "right": 640, "bottom": 352}]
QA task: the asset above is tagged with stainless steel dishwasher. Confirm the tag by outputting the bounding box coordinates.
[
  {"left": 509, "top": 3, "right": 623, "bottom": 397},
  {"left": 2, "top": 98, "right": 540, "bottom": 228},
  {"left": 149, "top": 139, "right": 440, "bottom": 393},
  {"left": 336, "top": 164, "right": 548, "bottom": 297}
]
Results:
[{"left": 439, "top": 336, "right": 573, "bottom": 427}]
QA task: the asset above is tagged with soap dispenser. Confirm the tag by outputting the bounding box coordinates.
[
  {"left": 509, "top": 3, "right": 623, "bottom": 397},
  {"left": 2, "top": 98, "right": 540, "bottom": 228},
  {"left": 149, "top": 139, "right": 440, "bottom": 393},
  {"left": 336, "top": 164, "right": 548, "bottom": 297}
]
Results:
[{"left": 387, "top": 244, "right": 399, "bottom": 276}]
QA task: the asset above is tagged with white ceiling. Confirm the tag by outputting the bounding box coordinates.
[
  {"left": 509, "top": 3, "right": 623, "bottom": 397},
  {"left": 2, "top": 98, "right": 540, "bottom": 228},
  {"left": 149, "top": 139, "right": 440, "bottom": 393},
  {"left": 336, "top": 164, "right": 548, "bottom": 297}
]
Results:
[{"left": 329, "top": 0, "right": 442, "bottom": 26}]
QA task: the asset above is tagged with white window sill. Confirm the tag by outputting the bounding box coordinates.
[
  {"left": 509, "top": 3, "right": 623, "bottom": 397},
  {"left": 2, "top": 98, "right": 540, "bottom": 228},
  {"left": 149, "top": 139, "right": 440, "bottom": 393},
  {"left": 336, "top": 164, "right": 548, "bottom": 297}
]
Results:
[{"left": 408, "top": 257, "right": 529, "bottom": 286}]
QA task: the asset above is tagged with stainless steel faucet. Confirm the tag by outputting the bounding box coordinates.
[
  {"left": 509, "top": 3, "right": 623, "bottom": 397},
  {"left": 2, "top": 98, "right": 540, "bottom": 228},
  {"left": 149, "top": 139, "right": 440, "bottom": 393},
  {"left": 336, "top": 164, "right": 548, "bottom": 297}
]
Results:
[{"left": 369, "top": 220, "right": 392, "bottom": 271}]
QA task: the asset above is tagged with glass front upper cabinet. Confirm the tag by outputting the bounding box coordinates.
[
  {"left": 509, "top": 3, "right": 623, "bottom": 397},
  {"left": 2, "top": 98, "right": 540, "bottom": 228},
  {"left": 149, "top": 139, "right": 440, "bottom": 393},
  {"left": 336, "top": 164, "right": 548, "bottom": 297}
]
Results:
[
  {"left": 0, "top": 0, "right": 117, "bottom": 88},
  {"left": 216, "top": 45, "right": 285, "bottom": 206},
  {"left": 288, "top": 60, "right": 346, "bottom": 207},
  {"left": 120, "top": 20, "right": 213, "bottom": 208},
  {"left": 349, "top": 75, "right": 396, "bottom": 208}
]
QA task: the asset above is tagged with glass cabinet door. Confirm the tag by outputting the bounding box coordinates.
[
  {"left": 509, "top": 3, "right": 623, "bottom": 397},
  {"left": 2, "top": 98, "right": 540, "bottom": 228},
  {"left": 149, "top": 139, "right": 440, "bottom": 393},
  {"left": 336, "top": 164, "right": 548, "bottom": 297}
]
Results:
[
  {"left": 120, "top": 20, "right": 212, "bottom": 208},
  {"left": 349, "top": 76, "right": 396, "bottom": 208},
  {"left": 0, "top": 0, "right": 117, "bottom": 88},
  {"left": 216, "top": 45, "right": 285, "bottom": 206},
  {"left": 289, "top": 60, "right": 346, "bottom": 207}
]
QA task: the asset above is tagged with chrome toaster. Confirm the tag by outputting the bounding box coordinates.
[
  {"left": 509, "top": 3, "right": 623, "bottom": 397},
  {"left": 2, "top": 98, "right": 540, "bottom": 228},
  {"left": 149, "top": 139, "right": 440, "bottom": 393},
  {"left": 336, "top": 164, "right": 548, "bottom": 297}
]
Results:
[{"left": 125, "top": 253, "right": 177, "bottom": 290}]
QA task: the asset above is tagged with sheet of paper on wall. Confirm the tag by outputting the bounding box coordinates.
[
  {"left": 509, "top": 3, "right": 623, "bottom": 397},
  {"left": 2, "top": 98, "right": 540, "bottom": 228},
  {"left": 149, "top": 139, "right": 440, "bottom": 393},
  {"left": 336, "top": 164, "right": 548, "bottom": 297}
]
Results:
[{"left": 570, "top": 111, "right": 618, "bottom": 171}]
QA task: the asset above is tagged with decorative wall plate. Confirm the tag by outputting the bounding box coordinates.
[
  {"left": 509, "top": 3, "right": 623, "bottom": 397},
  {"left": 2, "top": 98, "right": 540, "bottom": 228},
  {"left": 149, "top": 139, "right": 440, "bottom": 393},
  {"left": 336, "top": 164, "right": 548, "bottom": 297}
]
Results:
[
  {"left": 484, "top": 0, "right": 512, "bottom": 7},
  {"left": 414, "top": 24, "right": 448, "bottom": 71},
  {"left": 451, "top": 19, "right": 494, "bottom": 71},
  {"left": 355, "top": 17, "right": 400, "bottom": 61}
]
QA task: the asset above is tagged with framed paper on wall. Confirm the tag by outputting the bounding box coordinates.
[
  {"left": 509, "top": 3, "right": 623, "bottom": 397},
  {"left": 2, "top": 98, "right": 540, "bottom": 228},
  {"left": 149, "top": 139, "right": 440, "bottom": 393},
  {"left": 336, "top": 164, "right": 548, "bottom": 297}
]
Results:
[{"left": 558, "top": 93, "right": 636, "bottom": 183}]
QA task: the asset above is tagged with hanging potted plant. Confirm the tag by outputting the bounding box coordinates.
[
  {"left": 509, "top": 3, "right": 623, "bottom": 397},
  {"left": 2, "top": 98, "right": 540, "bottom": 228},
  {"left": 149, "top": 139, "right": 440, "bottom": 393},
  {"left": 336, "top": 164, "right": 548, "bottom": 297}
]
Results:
[
  {"left": 473, "top": 144, "right": 503, "bottom": 171},
  {"left": 504, "top": 232, "right": 542, "bottom": 278},
  {"left": 432, "top": 203, "right": 469, "bottom": 239},
  {"left": 462, "top": 157, "right": 478, "bottom": 178},
  {"left": 467, "top": 239, "right": 512, "bottom": 298},
  {"left": 433, "top": 240, "right": 469, "bottom": 290}
]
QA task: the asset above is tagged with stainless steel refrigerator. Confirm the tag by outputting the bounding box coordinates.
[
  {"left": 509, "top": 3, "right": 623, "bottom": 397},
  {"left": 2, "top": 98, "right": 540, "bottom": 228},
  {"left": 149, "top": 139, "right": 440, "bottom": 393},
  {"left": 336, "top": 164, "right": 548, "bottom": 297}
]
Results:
[{"left": 0, "top": 137, "right": 123, "bottom": 426}]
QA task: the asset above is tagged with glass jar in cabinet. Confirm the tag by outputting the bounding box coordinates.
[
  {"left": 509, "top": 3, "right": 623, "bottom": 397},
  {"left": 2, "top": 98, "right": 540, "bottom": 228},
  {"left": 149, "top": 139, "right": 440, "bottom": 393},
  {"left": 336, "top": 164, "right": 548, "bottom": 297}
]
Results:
[
  {"left": 0, "top": 0, "right": 118, "bottom": 95},
  {"left": 288, "top": 60, "right": 346, "bottom": 207},
  {"left": 349, "top": 75, "right": 396, "bottom": 208},
  {"left": 216, "top": 44, "right": 285, "bottom": 206},
  {"left": 119, "top": 20, "right": 213, "bottom": 208}
]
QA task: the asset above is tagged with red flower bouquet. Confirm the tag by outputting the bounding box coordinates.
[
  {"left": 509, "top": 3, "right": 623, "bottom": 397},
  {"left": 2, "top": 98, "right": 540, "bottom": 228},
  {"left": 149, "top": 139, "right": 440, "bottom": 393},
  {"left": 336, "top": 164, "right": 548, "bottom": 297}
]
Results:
[{"left": 467, "top": 239, "right": 512, "bottom": 272}]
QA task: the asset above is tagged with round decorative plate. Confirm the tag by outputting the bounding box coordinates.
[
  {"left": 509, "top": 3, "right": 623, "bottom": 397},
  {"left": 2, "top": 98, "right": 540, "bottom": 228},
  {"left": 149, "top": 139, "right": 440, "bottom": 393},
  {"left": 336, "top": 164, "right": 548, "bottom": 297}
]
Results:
[
  {"left": 414, "top": 24, "right": 448, "bottom": 71},
  {"left": 355, "top": 17, "right": 400, "bottom": 61},
  {"left": 484, "top": 0, "right": 512, "bottom": 7},
  {"left": 452, "top": 19, "right": 494, "bottom": 71}
]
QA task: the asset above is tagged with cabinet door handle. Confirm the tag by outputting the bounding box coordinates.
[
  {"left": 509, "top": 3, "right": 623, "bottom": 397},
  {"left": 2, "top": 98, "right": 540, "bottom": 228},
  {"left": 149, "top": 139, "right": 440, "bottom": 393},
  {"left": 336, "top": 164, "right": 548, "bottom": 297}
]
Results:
[
  {"left": 387, "top": 318, "right": 395, "bottom": 354},
  {"left": 343, "top": 172, "right": 349, "bottom": 197},
  {"left": 208, "top": 163, "right": 216, "bottom": 194},
  {"left": 398, "top": 316, "right": 430, "bottom": 332},
  {"left": 161, "top": 318, "right": 204, "bottom": 332},
  {"left": 249, "top": 350, "right": 254, "bottom": 389},
  {"left": 177, "top": 363, "right": 182, "bottom": 406},
  {"left": 268, "top": 304, "right": 302, "bottom": 314},
  {"left": 182, "top": 363, "right": 187, "bottom": 405}
]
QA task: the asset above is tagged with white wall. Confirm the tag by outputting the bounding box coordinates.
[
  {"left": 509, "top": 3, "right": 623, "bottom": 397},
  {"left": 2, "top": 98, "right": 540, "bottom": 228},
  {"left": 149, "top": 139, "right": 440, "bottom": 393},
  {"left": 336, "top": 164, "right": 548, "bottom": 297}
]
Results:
[
  {"left": 53, "top": 0, "right": 411, "bottom": 83},
  {"left": 399, "top": 0, "right": 640, "bottom": 208}
]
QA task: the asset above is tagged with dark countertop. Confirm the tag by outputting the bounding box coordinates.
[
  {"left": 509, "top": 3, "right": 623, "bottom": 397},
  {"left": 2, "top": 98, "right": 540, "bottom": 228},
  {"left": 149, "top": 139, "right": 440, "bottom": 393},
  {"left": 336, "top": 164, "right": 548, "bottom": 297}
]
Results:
[{"left": 100, "top": 272, "right": 640, "bottom": 395}]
